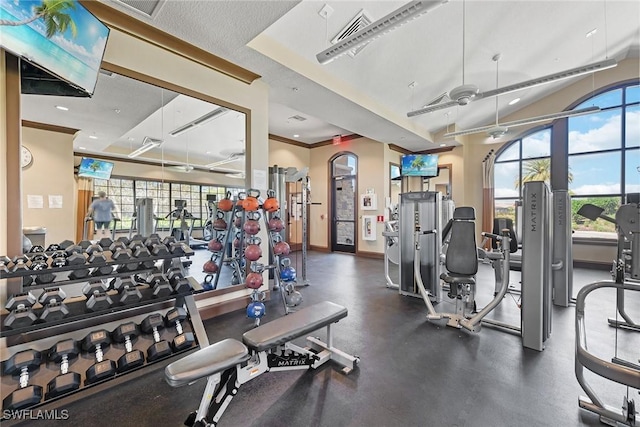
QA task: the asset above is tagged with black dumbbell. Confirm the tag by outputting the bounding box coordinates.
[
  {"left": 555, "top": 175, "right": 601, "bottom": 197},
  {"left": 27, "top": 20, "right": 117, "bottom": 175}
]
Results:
[
  {"left": 58, "top": 240, "right": 75, "bottom": 249},
  {"left": 46, "top": 243, "right": 61, "bottom": 252},
  {"left": 165, "top": 307, "right": 195, "bottom": 351},
  {"left": 77, "top": 240, "right": 92, "bottom": 250},
  {"left": 131, "top": 234, "right": 144, "bottom": 242},
  {"left": 46, "top": 339, "right": 81, "bottom": 399},
  {"left": 68, "top": 268, "right": 90, "bottom": 280},
  {"left": 83, "top": 281, "right": 113, "bottom": 312},
  {"left": 2, "top": 349, "right": 42, "bottom": 410},
  {"left": 1, "top": 255, "right": 12, "bottom": 273},
  {"left": 169, "top": 242, "right": 187, "bottom": 256},
  {"left": 50, "top": 251, "right": 68, "bottom": 268},
  {"left": 140, "top": 314, "right": 172, "bottom": 362},
  {"left": 144, "top": 236, "right": 161, "bottom": 249},
  {"left": 11, "top": 255, "right": 29, "bottom": 272},
  {"left": 82, "top": 329, "right": 116, "bottom": 385},
  {"left": 109, "top": 241, "right": 126, "bottom": 252},
  {"left": 150, "top": 243, "right": 170, "bottom": 257},
  {"left": 166, "top": 268, "right": 191, "bottom": 294},
  {"left": 112, "top": 247, "right": 134, "bottom": 263},
  {"left": 91, "top": 265, "right": 113, "bottom": 277},
  {"left": 146, "top": 272, "right": 173, "bottom": 298},
  {"left": 28, "top": 245, "right": 45, "bottom": 253},
  {"left": 112, "top": 322, "right": 145, "bottom": 373},
  {"left": 4, "top": 292, "right": 38, "bottom": 329},
  {"left": 132, "top": 244, "right": 150, "bottom": 258},
  {"left": 30, "top": 253, "right": 56, "bottom": 285},
  {"left": 65, "top": 244, "right": 84, "bottom": 256},
  {"left": 39, "top": 288, "right": 69, "bottom": 322},
  {"left": 166, "top": 267, "right": 183, "bottom": 284},
  {"left": 87, "top": 244, "right": 107, "bottom": 263},
  {"left": 98, "top": 237, "right": 114, "bottom": 250},
  {"left": 110, "top": 276, "right": 142, "bottom": 305},
  {"left": 116, "top": 236, "right": 130, "bottom": 246},
  {"left": 162, "top": 236, "right": 177, "bottom": 246}
]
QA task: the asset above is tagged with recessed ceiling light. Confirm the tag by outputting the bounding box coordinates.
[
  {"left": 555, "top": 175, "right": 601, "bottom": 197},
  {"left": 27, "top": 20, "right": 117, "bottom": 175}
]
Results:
[
  {"left": 440, "top": 143, "right": 446, "bottom": 147},
  {"left": 293, "top": 134, "right": 300, "bottom": 138},
  {"left": 205, "top": 151, "right": 211, "bottom": 154},
  {"left": 89, "top": 135, "right": 98, "bottom": 139},
  {"left": 78, "top": 146, "right": 86, "bottom": 150},
  {"left": 508, "top": 98, "right": 520, "bottom": 106},
  {"left": 55, "top": 105, "right": 68, "bottom": 111}
]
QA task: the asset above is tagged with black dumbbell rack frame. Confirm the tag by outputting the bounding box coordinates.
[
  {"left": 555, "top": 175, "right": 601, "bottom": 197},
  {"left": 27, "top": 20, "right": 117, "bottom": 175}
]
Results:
[{"left": 0, "top": 241, "right": 209, "bottom": 422}]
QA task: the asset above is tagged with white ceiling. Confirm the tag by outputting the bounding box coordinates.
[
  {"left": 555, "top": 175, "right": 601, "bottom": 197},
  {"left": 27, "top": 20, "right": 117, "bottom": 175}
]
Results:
[{"left": 19, "top": 0, "right": 640, "bottom": 168}]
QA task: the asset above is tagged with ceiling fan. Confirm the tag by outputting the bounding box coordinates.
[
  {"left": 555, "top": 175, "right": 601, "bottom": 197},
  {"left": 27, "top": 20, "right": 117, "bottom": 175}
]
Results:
[
  {"left": 442, "top": 54, "right": 601, "bottom": 139},
  {"left": 408, "top": 58, "right": 616, "bottom": 117},
  {"left": 406, "top": 0, "right": 617, "bottom": 118}
]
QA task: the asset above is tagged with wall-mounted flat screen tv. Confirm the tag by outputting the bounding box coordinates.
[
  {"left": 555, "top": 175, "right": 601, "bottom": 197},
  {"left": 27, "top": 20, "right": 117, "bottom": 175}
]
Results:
[
  {"left": 400, "top": 154, "right": 439, "bottom": 177},
  {"left": 78, "top": 157, "right": 114, "bottom": 179},
  {"left": 0, "top": 0, "right": 110, "bottom": 96}
]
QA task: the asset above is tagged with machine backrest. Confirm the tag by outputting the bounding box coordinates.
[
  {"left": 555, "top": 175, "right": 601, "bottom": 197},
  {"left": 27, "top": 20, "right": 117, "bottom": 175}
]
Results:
[
  {"left": 445, "top": 207, "right": 478, "bottom": 276},
  {"left": 492, "top": 218, "right": 518, "bottom": 253}
]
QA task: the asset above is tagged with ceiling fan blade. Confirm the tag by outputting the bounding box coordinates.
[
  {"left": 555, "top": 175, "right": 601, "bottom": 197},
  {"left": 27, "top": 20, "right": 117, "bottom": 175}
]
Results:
[
  {"left": 478, "top": 59, "right": 617, "bottom": 100},
  {"left": 407, "top": 99, "right": 459, "bottom": 117},
  {"left": 443, "top": 106, "right": 600, "bottom": 138}
]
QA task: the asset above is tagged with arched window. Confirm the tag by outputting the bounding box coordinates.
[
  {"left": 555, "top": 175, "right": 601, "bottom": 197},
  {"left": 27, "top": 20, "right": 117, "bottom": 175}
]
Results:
[
  {"left": 494, "top": 127, "right": 551, "bottom": 221},
  {"left": 494, "top": 82, "right": 639, "bottom": 238}
]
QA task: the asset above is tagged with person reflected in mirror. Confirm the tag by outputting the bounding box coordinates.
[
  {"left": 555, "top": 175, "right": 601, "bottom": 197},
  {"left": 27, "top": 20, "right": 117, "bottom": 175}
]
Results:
[{"left": 87, "top": 191, "right": 119, "bottom": 239}]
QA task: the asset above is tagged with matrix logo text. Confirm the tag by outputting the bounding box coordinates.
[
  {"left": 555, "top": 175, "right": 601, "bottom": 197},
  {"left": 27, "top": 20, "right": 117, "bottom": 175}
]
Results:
[{"left": 2, "top": 409, "right": 70, "bottom": 420}]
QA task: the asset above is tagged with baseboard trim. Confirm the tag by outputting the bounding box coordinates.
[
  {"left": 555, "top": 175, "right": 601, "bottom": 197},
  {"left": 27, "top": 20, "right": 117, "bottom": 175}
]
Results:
[
  {"left": 357, "top": 250, "right": 384, "bottom": 260},
  {"left": 196, "top": 290, "right": 271, "bottom": 321},
  {"left": 310, "top": 245, "right": 330, "bottom": 253}
]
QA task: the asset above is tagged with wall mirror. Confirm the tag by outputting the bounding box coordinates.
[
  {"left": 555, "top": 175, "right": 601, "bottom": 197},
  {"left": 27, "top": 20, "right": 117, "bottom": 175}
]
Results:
[{"left": 20, "top": 67, "right": 247, "bottom": 291}]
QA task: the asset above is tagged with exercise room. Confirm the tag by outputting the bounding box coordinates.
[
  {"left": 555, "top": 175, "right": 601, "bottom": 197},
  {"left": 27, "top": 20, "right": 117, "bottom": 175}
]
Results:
[{"left": 0, "top": 1, "right": 638, "bottom": 426}]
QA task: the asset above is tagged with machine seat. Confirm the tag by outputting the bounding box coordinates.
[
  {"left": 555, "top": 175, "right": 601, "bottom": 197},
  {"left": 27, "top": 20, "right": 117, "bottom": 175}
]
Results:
[
  {"left": 165, "top": 338, "right": 249, "bottom": 387},
  {"left": 243, "top": 301, "right": 347, "bottom": 352},
  {"left": 440, "top": 272, "right": 476, "bottom": 285}
]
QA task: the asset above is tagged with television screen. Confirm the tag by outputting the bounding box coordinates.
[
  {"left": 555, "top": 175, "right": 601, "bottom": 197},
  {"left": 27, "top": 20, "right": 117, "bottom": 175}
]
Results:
[
  {"left": 78, "top": 157, "right": 114, "bottom": 179},
  {"left": 0, "top": 0, "right": 110, "bottom": 96},
  {"left": 401, "top": 154, "right": 439, "bottom": 177}
]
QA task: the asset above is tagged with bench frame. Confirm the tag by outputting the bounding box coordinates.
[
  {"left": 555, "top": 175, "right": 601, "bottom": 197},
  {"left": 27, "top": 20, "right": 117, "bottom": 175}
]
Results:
[{"left": 181, "top": 316, "right": 359, "bottom": 426}]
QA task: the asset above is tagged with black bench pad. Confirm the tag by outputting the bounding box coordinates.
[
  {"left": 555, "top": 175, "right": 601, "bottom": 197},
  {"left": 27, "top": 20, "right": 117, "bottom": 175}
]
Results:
[
  {"left": 165, "top": 338, "right": 249, "bottom": 387},
  {"left": 243, "top": 301, "right": 347, "bottom": 352}
]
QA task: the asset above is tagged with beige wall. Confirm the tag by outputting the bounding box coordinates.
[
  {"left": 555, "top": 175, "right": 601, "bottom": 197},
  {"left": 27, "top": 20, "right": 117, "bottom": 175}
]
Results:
[
  {"left": 307, "top": 138, "right": 387, "bottom": 253},
  {"left": 268, "top": 139, "right": 310, "bottom": 170},
  {"left": 22, "top": 127, "right": 76, "bottom": 245}
]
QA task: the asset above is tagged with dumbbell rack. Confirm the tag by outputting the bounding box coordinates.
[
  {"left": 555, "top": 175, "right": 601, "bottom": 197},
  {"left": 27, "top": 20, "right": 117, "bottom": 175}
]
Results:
[{"left": 0, "top": 242, "right": 209, "bottom": 422}]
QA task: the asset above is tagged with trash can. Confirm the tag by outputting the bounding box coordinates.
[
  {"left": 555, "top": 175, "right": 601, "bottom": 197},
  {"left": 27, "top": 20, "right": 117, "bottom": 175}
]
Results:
[{"left": 23, "top": 226, "right": 47, "bottom": 248}]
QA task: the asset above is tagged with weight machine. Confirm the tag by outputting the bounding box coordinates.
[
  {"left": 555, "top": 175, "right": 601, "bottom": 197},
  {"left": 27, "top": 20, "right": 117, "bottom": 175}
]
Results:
[
  {"left": 201, "top": 194, "right": 217, "bottom": 242},
  {"left": 397, "top": 182, "right": 555, "bottom": 351},
  {"left": 128, "top": 198, "right": 159, "bottom": 239},
  {"left": 167, "top": 200, "right": 207, "bottom": 249},
  {"left": 575, "top": 197, "right": 640, "bottom": 426},
  {"left": 269, "top": 166, "right": 316, "bottom": 287}
]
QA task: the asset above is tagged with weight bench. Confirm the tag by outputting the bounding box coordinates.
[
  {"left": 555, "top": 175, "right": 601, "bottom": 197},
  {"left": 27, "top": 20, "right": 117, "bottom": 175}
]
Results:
[{"left": 165, "top": 301, "right": 359, "bottom": 426}]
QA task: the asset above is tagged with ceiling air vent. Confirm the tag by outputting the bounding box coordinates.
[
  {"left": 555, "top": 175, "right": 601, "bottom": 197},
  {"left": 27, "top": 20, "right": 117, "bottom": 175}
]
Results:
[
  {"left": 288, "top": 115, "right": 307, "bottom": 122},
  {"left": 331, "top": 10, "right": 374, "bottom": 58},
  {"left": 111, "top": 0, "right": 165, "bottom": 18}
]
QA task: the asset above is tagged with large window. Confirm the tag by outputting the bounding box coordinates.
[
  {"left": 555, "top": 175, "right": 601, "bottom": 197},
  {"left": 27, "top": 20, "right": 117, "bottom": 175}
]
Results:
[
  {"left": 93, "top": 178, "right": 239, "bottom": 231},
  {"left": 494, "top": 82, "right": 639, "bottom": 238}
]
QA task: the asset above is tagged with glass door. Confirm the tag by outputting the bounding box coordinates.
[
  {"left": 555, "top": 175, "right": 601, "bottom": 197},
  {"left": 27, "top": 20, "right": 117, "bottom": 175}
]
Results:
[{"left": 331, "top": 153, "right": 357, "bottom": 253}]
